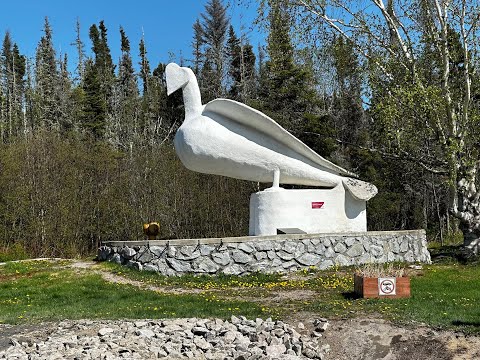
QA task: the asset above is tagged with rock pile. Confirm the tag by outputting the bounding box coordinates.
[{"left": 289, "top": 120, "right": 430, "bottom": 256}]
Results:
[{"left": 0, "top": 316, "right": 329, "bottom": 359}]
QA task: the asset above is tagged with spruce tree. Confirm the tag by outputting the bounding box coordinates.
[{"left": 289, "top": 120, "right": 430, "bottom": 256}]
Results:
[
  {"left": 89, "top": 22, "right": 115, "bottom": 112},
  {"left": 88, "top": 21, "right": 115, "bottom": 140},
  {"left": 262, "top": 2, "right": 317, "bottom": 135},
  {"left": 0, "top": 32, "right": 13, "bottom": 141},
  {"left": 192, "top": 19, "right": 204, "bottom": 75},
  {"left": 58, "top": 53, "right": 74, "bottom": 132},
  {"left": 138, "top": 35, "right": 150, "bottom": 95},
  {"left": 7, "top": 39, "right": 26, "bottom": 137},
  {"left": 82, "top": 58, "right": 106, "bottom": 139},
  {"left": 115, "top": 26, "right": 139, "bottom": 146},
  {"left": 199, "top": 0, "right": 229, "bottom": 96},
  {"left": 227, "top": 26, "right": 255, "bottom": 101},
  {"left": 35, "top": 17, "right": 59, "bottom": 130},
  {"left": 73, "top": 18, "right": 85, "bottom": 83}
]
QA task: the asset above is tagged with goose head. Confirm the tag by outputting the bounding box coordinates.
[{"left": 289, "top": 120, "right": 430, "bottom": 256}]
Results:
[
  {"left": 165, "top": 63, "right": 203, "bottom": 118},
  {"left": 166, "top": 63, "right": 191, "bottom": 95}
]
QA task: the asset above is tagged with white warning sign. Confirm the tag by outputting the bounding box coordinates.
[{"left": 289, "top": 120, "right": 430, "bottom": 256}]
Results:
[{"left": 378, "top": 277, "right": 396, "bottom": 296}]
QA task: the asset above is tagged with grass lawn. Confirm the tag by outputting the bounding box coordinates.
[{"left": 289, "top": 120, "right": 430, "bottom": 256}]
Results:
[
  {"left": 2, "top": 259, "right": 480, "bottom": 334},
  {"left": 0, "top": 260, "right": 268, "bottom": 324}
]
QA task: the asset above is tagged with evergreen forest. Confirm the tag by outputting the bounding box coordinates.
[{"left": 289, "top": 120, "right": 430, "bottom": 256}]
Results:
[{"left": 0, "top": 0, "right": 472, "bottom": 258}]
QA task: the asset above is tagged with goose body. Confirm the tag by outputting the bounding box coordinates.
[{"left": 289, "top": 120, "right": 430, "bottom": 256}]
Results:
[{"left": 166, "top": 63, "right": 377, "bottom": 201}]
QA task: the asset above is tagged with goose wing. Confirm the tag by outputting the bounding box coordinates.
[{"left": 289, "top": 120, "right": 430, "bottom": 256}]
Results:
[{"left": 203, "top": 98, "right": 356, "bottom": 177}]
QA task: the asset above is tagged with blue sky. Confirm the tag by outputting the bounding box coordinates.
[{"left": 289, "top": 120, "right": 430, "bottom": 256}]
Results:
[{"left": 0, "top": 0, "right": 263, "bottom": 72}]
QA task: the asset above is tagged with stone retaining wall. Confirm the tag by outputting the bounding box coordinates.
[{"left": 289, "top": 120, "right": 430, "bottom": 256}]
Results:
[{"left": 97, "top": 230, "right": 431, "bottom": 276}]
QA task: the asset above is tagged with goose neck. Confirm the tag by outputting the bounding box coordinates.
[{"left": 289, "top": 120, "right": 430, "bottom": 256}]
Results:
[{"left": 182, "top": 74, "right": 202, "bottom": 119}]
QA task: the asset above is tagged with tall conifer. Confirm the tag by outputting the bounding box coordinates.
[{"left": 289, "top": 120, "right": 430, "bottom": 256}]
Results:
[{"left": 35, "top": 17, "right": 59, "bottom": 130}]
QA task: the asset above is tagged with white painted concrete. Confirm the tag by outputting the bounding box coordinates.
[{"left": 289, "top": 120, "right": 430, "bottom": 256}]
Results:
[
  {"left": 165, "top": 63, "right": 377, "bottom": 235},
  {"left": 249, "top": 186, "right": 366, "bottom": 236},
  {"left": 165, "top": 63, "right": 377, "bottom": 201}
]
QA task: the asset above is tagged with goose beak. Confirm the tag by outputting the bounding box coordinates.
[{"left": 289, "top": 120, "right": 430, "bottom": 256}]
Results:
[{"left": 166, "top": 63, "right": 187, "bottom": 96}]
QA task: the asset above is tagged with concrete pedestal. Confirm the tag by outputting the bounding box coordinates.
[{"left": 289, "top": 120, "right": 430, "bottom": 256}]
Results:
[{"left": 249, "top": 185, "right": 367, "bottom": 236}]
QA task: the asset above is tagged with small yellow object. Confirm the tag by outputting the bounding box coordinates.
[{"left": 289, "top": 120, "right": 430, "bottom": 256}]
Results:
[{"left": 143, "top": 222, "right": 160, "bottom": 240}]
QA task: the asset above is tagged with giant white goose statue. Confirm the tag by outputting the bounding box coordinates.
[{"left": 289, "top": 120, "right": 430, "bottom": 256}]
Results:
[{"left": 165, "top": 62, "right": 377, "bottom": 202}]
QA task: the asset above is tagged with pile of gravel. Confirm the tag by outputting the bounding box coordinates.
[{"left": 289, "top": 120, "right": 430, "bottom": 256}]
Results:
[{"left": 0, "top": 316, "right": 330, "bottom": 359}]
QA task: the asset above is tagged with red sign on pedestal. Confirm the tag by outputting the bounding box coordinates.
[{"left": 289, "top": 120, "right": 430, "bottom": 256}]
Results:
[{"left": 311, "top": 202, "right": 324, "bottom": 209}]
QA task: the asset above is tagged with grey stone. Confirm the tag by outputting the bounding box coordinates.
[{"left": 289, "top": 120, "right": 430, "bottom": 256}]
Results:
[
  {"left": 294, "top": 243, "right": 306, "bottom": 258},
  {"left": 121, "top": 247, "right": 136, "bottom": 260},
  {"left": 334, "top": 242, "right": 347, "bottom": 253},
  {"left": 314, "top": 244, "right": 326, "bottom": 254},
  {"left": 152, "top": 258, "right": 169, "bottom": 272},
  {"left": 357, "top": 253, "right": 373, "bottom": 264},
  {"left": 267, "top": 250, "right": 278, "bottom": 260},
  {"left": 311, "top": 239, "right": 320, "bottom": 246},
  {"left": 150, "top": 245, "right": 166, "bottom": 257},
  {"left": 212, "top": 252, "right": 231, "bottom": 266},
  {"left": 387, "top": 252, "right": 396, "bottom": 262},
  {"left": 223, "top": 331, "right": 237, "bottom": 343},
  {"left": 282, "top": 241, "right": 297, "bottom": 254},
  {"left": 302, "top": 239, "right": 312, "bottom": 247},
  {"left": 345, "top": 238, "right": 356, "bottom": 247},
  {"left": 249, "top": 261, "right": 271, "bottom": 272},
  {"left": 193, "top": 257, "right": 220, "bottom": 273},
  {"left": 222, "top": 264, "right": 245, "bottom": 275},
  {"left": 282, "top": 260, "right": 298, "bottom": 269},
  {"left": 363, "top": 241, "right": 371, "bottom": 252},
  {"left": 167, "top": 246, "right": 177, "bottom": 257},
  {"left": 135, "top": 329, "right": 155, "bottom": 338},
  {"left": 97, "top": 246, "right": 111, "bottom": 261},
  {"left": 176, "top": 246, "right": 201, "bottom": 260},
  {"left": 231, "top": 315, "right": 242, "bottom": 324},
  {"left": 137, "top": 250, "right": 154, "bottom": 263},
  {"left": 143, "top": 264, "right": 159, "bottom": 272},
  {"left": 166, "top": 258, "right": 192, "bottom": 272},
  {"left": 126, "top": 260, "right": 142, "bottom": 271},
  {"left": 277, "top": 250, "right": 295, "bottom": 261},
  {"left": 370, "top": 245, "right": 384, "bottom": 258},
  {"left": 98, "top": 328, "right": 114, "bottom": 336},
  {"left": 254, "top": 252, "right": 267, "bottom": 261},
  {"left": 404, "top": 250, "right": 415, "bottom": 262},
  {"left": 413, "top": 241, "right": 421, "bottom": 256},
  {"left": 324, "top": 247, "right": 335, "bottom": 259},
  {"left": 297, "top": 253, "right": 321, "bottom": 266},
  {"left": 303, "top": 346, "right": 321, "bottom": 359},
  {"left": 163, "top": 341, "right": 182, "bottom": 354},
  {"left": 307, "top": 242, "right": 316, "bottom": 253},
  {"left": 238, "top": 243, "right": 255, "bottom": 254},
  {"left": 335, "top": 254, "right": 351, "bottom": 267},
  {"left": 271, "top": 258, "right": 283, "bottom": 267},
  {"left": 317, "top": 260, "right": 334, "bottom": 270},
  {"left": 192, "top": 326, "right": 209, "bottom": 335},
  {"left": 232, "top": 250, "right": 253, "bottom": 264},
  {"left": 255, "top": 241, "right": 275, "bottom": 252},
  {"left": 110, "top": 253, "right": 121, "bottom": 264},
  {"left": 323, "top": 238, "right": 332, "bottom": 247},
  {"left": 391, "top": 240, "right": 400, "bottom": 254},
  {"left": 265, "top": 344, "right": 287, "bottom": 357},
  {"left": 400, "top": 238, "right": 409, "bottom": 252},
  {"left": 346, "top": 244, "right": 364, "bottom": 258},
  {"left": 200, "top": 244, "right": 216, "bottom": 256}
]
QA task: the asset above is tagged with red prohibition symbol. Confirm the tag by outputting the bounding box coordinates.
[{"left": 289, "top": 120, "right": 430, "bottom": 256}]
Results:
[{"left": 380, "top": 279, "right": 395, "bottom": 294}]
